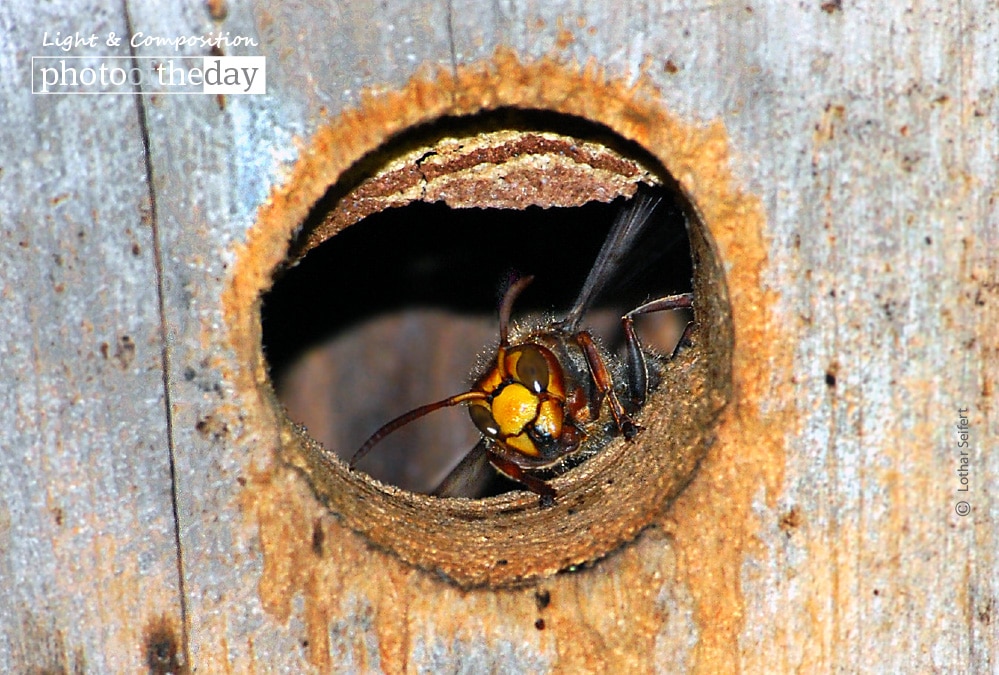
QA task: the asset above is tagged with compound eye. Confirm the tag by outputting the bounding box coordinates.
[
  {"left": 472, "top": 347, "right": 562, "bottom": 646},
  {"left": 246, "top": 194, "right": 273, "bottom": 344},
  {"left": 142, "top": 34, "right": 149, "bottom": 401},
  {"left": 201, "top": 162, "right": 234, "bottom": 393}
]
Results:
[
  {"left": 515, "top": 346, "right": 549, "bottom": 394},
  {"left": 469, "top": 404, "right": 500, "bottom": 437}
]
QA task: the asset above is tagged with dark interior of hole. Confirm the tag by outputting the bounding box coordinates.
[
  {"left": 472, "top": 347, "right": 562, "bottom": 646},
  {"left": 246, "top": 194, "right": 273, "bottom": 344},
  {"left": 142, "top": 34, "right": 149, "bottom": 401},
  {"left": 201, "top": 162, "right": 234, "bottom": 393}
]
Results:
[
  {"left": 262, "top": 195, "right": 694, "bottom": 496},
  {"left": 264, "top": 200, "right": 691, "bottom": 372}
]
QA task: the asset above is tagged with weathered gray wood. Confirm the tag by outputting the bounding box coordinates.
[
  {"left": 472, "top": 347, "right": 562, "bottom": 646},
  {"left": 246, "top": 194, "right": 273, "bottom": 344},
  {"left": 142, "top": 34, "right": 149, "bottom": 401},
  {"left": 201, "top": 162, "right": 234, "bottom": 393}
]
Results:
[
  {"left": 119, "top": 2, "right": 310, "bottom": 668},
  {"left": 0, "top": 2, "right": 184, "bottom": 672},
  {"left": 3, "top": 0, "right": 996, "bottom": 672}
]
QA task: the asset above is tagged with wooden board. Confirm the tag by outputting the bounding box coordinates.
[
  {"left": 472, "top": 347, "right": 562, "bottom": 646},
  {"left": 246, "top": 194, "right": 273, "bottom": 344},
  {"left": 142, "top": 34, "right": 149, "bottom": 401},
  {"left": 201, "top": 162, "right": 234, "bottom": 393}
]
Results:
[
  {"left": 0, "top": 3, "right": 184, "bottom": 672},
  {"left": 1, "top": 0, "right": 996, "bottom": 671}
]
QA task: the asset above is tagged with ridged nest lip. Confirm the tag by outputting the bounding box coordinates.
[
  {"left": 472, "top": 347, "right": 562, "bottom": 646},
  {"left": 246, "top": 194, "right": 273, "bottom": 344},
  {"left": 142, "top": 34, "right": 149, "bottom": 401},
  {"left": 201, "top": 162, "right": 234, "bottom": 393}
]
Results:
[{"left": 288, "top": 122, "right": 661, "bottom": 263}]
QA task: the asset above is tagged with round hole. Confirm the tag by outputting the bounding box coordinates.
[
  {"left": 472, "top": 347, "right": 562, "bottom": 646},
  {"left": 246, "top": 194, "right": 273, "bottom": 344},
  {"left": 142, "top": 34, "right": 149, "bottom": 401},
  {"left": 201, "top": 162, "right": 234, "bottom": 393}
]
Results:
[{"left": 250, "top": 103, "right": 734, "bottom": 588}]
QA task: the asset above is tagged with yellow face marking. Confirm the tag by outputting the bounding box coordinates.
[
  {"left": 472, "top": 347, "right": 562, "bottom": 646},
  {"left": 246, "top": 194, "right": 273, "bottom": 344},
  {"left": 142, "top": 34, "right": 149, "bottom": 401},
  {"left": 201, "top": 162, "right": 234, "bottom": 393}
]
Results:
[
  {"left": 476, "top": 365, "right": 504, "bottom": 394},
  {"left": 535, "top": 399, "right": 563, "bottom": 439},
  {"left": 468, "top": 343, "right": 571, "bottom": 459},
  {"left": 506, "top": 432, "right": 539, "bottom": 457},
  {"left": 491, "top": 383, "right": 539, "bottom": 437}
]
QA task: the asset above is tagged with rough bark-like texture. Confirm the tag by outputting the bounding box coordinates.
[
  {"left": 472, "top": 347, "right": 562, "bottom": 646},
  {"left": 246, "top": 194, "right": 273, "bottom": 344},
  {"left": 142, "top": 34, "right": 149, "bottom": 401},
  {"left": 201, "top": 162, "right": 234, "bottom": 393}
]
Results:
[{"left": 1, "top": 0, "right": 995, "bottom": 673}]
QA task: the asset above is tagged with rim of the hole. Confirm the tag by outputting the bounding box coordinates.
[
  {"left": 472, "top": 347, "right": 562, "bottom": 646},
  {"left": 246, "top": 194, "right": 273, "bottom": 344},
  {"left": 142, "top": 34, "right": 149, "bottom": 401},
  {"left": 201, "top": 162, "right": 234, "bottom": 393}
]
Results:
[{"left": 259, "top": 103, "right": 735, "bottom": 588}]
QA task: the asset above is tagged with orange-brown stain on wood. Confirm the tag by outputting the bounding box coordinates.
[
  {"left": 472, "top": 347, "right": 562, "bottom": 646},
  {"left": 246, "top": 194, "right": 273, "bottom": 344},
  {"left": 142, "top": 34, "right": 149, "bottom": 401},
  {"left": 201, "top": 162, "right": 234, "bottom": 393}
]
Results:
[
  {"left": 554, "top": 17, "right": 576, "bottom": 50},
  {"left": 244, "top": 465, "right": 692, "bottom": 671},
  {"left": 225, "top": 49, "right": 789, "bottom": 672},
  {"left": 660, "top": 119, "right": 791, "bottom": 672}
]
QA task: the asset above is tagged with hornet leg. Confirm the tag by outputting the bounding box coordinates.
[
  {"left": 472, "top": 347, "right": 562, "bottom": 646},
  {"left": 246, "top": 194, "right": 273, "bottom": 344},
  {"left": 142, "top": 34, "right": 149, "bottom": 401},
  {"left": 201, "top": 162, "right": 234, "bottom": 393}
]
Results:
[{"left": 622, "top": 292, "right": 694, "bottom": 407}]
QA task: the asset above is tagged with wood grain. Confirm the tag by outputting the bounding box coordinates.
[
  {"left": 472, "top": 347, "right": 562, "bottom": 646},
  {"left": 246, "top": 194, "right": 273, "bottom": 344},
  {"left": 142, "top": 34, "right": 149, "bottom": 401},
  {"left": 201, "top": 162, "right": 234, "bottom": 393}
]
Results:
[
  {"left": 1, "top": 0, "right": 995, "bottom": 672},
  {"left": 0, "top": 3, "right": 184, "bottom": 672}
]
